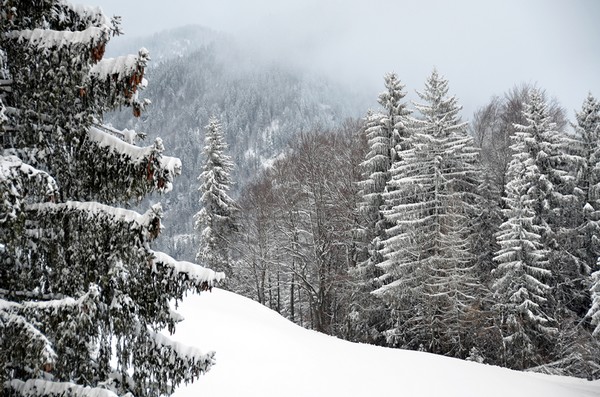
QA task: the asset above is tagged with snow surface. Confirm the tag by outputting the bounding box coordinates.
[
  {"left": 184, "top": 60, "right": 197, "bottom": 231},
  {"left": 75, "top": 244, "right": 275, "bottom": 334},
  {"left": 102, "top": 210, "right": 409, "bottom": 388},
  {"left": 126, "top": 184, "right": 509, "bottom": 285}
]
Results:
[{"left": 168, "top": 289, "right": 600, "bottom": 397}]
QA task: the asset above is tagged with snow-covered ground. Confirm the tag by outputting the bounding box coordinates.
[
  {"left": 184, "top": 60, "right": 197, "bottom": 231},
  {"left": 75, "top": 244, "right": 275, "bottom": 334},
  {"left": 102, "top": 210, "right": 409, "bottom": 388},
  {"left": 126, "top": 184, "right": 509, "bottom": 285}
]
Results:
[{"left": 168, "top": 289, "right": 600, "bottom": 397}]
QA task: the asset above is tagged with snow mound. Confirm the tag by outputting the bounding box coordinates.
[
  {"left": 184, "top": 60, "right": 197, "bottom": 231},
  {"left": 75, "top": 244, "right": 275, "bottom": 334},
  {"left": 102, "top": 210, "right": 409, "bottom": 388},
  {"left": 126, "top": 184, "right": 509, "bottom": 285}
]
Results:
[{"left": 169, "top": 289, "right": 600, "bottom": 397}]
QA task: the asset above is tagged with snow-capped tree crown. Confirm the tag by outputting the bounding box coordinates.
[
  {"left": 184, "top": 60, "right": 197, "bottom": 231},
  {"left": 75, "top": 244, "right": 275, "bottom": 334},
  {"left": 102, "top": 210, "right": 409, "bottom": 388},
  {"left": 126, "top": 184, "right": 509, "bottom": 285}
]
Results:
[{"left": 412, "top": 69, "right": 467, "bottom": 138}]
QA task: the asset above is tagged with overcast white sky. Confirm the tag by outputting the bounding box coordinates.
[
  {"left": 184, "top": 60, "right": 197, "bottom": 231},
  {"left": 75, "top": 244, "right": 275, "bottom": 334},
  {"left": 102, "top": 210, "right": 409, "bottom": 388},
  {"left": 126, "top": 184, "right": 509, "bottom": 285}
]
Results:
[{"left": 92, "top": 0, "right": 600, "bottom": 119}]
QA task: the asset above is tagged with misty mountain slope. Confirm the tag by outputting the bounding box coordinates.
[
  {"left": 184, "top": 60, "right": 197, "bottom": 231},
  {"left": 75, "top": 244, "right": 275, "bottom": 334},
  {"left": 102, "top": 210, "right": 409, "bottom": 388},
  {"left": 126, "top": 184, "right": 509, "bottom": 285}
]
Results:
[
  {"left": 105, "top": 25, "right": 226, "bottom": 64},
  {"left": 105, "top": 25, "right": 367, "bottom": 260},
  {"left": 168, "top": 289, "right": 600, "bottom": 397}
]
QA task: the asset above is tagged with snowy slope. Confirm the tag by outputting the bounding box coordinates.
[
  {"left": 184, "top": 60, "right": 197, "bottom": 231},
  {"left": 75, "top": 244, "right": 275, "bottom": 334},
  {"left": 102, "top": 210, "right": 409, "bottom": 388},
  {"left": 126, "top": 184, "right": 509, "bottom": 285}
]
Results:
[{"left": 168, "top": 289, "right": 600, "bottom": 397}]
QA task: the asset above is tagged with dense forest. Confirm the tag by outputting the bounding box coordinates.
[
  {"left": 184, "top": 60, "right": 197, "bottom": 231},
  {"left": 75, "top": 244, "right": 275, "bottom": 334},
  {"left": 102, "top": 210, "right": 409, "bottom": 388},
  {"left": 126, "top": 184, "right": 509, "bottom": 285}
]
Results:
[
  {"left": 107, "top": 26, "right": 600, "bottom": 379},
  {"left": 219, "top": 73, "right": 600, "bottom": 378}
]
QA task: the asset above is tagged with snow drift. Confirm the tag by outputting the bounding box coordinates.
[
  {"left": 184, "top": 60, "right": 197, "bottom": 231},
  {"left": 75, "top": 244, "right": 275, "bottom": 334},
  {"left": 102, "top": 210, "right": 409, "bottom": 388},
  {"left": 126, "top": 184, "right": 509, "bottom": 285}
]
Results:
[{"left": 169, "top": 289, "right": 600, "bottom": 397}]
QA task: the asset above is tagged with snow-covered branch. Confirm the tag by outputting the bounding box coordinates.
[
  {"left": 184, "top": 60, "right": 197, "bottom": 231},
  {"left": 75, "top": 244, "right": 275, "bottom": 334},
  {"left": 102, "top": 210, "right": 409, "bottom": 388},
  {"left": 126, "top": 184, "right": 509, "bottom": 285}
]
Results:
[
  {"left": 5, "top": 26, "right": 109, "bottom": 51},
  {"left": 7, "top": 379, "right": 118, "bottom": 397},
  {"left": 28, "top": 201, "right": 161, "bottom": 232},
  {"left": 0, "top": 309, "right": 57, "bottom": 366},
  {"left": 150, "top": 330, "right": 214, "bottom": 364},
  {"left": 0, "top": 155, "right": 58, "bottom": 195},
  {"left": 151, "top": 251, "right": 225, "bottom": 291},
  {"left": 86, "top": 126, "right": 181, "bottom": 193},
  {"left": 0, "top": 155, "right": 58, "bottom": 229},
  {"left": 87, "top": 49, "right": 151, "bottom": 115},
  {"left": 89, "top": 52, "right": 146, "bottom": 82},
  {"left": 124, "top": 329, "right": 216, "bottom": 396},
  {"left": 59, "top": 2, "right": 109, "bottom": 30}
]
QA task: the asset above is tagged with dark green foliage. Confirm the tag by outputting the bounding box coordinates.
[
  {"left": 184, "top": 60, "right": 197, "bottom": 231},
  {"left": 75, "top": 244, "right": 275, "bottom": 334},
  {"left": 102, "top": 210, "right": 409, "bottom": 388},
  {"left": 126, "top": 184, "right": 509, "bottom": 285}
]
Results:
[{"left": 1, "top": 2, "right": 222, "bottom": 396}]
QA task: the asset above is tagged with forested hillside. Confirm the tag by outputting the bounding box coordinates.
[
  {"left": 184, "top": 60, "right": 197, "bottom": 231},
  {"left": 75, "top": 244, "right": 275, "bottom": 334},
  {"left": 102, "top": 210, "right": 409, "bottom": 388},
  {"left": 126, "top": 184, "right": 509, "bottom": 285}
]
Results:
[
  {"left": 225, "top": 71, "right": 600, "bottom": 379},
  {"left": 105, "top": 26, "right": 366, "bottom": 260},
  {"left": 105, "top": 26, "right": 600, "bottom": 380}
]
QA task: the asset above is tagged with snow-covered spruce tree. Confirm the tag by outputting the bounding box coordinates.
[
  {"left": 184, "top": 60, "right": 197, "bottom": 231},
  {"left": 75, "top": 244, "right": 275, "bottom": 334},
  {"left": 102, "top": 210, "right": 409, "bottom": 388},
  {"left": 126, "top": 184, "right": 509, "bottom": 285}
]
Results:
[
  {"left": 352, "top": 73, "right": 410, "bottom": 344},
  {"left": 493, "top": 181, "right": 555, "bottom": 370},
  {"left": 544, "top": 94, "right": 600, "bottom": 379},
  {"left": 573, "top": 95, "right": 600, "bottom": 294},
  {"left": 356, "top": 73, "right": 411, "bottom": 263},
  {"left": 580, "top": 94, "right": 600, "bottom": 335},
  {"left": 355, "top": 110, "right": 385, "bottom": 265},
  {"left": 0, "top": 3, "right": 223, "bottom": 396},
  {"left": 492, "top": 90, "right": 559, "bottom": 370},
  {"left": 374, "top": 69, "right": 482, "bottom": 357},
  {"left": 348, "top": 110, "right": 390, "bottom": 344},
  {"left": 516, "top": 90, "right": 572, "bottom": 297},
  {"left": 195, "top": 116, "right": 238, "bottom": 275}
]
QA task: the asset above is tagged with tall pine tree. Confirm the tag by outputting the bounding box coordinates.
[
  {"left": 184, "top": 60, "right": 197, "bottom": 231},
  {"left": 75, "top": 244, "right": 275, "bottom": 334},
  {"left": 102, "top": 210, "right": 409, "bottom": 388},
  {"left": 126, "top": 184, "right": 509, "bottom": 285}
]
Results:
[
  {"left": 573, "top": 94, "right": 600, "bottom": 282},
  {"left": 0, "top": 3, "right": 222, "bottom": 396},
  {"left": 195, "top": 116, "right": 238, "bottom": 274},
  {"left": 374, "top": 69, "right": 481, "bottom": 357},
  {"left": 579, "top": 94, "right": 600, "bottom": 336},
  {"left": 356, "top": 73, "right": 410, "bottom": 266},
  {"left": 352, "top": 73, "right": 410, "bottom": 344},
  {"left": 543, "top": 93, "right": 600, "bottom": 381},
  {"left": 493, "top": 176, "right": 554, "bottom": 369},
  {"left": 492, "top": 89, "right": 558, "bottom": 369}
]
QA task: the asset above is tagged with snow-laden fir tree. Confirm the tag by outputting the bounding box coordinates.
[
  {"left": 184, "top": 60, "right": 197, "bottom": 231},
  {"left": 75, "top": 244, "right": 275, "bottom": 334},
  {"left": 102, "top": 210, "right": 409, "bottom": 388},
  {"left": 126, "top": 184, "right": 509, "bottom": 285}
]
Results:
[
  {"left": 520, "top": 90, "right": 583, "bottom": 323},
  {"left": 514, "top": 91, "right": 568, "bottom": 260},
  {"left": 578, "top": 94, "right": 600, "bottom": 335},
  {"left": 572, "top": 94, "right": 600, "bottom": 278},
  {"left": 356, "top": 73, "right": 410, "bottom": 259},
  {"left": 0, "top": 3, "right": 223, "bottom": 396},
  {"left": 562, "top": 96, "right": 600, "bottom": 380},
  {"left": 356, "top": 110, "right": 385, "bottom": 264},
  {"left": 377, "top": 72, "right": 411, "bottom": 165},
  {"left": 195, "top": 117, "right": 238, "bottom": 274},
  {"left": 352, "top": 73, "right": 410, "bottom": 344},
  {"left": 374, "top": 69, "right": 481, "bottom": 357},
  {"left": 493, "top": 180, "right": 555, "bottom": 369},
  {"left": 492, "top": 89, "right": 559, "bottom": 369},
  {"left": 469, "top": 84, "right": 568, "bottom": 202},
  {"left": 544, "top": 95, "right": 600, "bottom": 380},
  {"left": 540, "top": 92, "right": 600, "bottom": 348}
]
